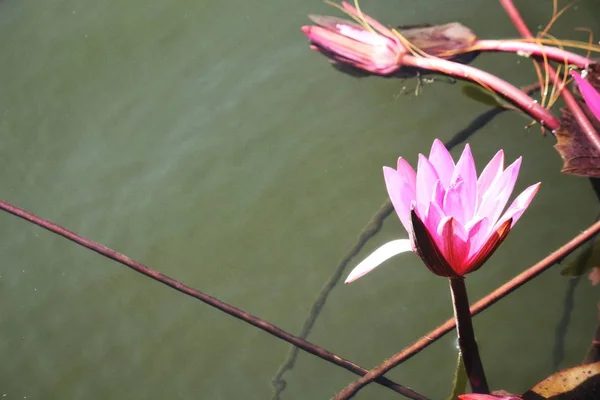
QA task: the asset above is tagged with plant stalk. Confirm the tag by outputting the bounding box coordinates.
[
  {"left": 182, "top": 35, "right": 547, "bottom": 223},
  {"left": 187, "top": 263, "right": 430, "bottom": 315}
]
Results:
[
  {"left": 401, "top": 54, "right": 561, "bottom": 130},
  {"left": 500, "top": 0, "right": 600, "bottom": 151},
  {"left": 470, "top": 39, "right": 591, "bottom": 69},
  {"left": 0, "top": 200, "right": 427, "bottom": 400},
  {"left": 449, "top": 277, "right": 489, "bottom": 394},
  {"left": 333, "top": 217, "right": 600, "bottom": 400}
]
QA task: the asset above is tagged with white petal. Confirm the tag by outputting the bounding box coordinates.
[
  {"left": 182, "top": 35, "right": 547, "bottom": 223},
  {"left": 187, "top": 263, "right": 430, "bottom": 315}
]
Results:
[{"left": 345, "top": 239, "right": 412, "bottom": 284}]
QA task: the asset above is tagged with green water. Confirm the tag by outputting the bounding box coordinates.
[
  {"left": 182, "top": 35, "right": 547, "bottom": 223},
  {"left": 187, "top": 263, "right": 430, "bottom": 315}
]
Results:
[{"left": 1, "top": 0, "right": 600, "bottom": 398}]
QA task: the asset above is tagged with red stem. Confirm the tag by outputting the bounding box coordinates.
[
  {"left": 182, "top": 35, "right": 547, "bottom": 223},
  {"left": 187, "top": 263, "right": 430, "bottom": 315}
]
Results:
[
  {"left": 499, "top": 0, "right": 536, "bottom": 38},
  {"left": 0, "top": 200, "right": 428, "bottom": 400},
  {"left": 333, "top": 218, "right": 600, "bottom": 399},
  {"left": 499, "top": 0, "right": 600, "bottom": 151},
  {"left": 401, "top": 54, "right": 561, "bottom": 130},
  {"left": 473, "top": 39, "right": 591, "bottom": 68}
]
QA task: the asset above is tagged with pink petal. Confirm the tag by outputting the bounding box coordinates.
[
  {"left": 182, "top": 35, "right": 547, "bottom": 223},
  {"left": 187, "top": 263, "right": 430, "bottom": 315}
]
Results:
[
  {"left": 424, "top": 201, "right": 445, "bottom": 245},
  {"left": 466, "top": 217, "right": 487, "bottom": 258},
  {"left": 477, "top": 157, "right": 522, "bottom": 226},
  {"left": 308, "top": 14, "right": 363, "bottom": 34},
  {"left": 396, "top": 157, "right": 417, "bottom": 191},
  {"left": 345, "top": 239, "right": 413, "bottom": 283},
  {"left": 477, "top": 150, "right": 504, "bottom": 204},
  {"left": 416, "top": 154, "right": 440, "bottom": 216},
  {"left": 384, "top": 167, "right": 415, "bottom": 234},
  {"left": 494, "top": 182, "right": 540, "bottom": 230},
  {"left": 443, "top": 179, "right": 467, "bottom": 225},
  {"left": 301, "top": 26, "right": 399, "bottom": 73},
  {"left": 463, "top": 218, "right": 512, "bottom": 275},
  {"left": 452, "top": 217, "right": 469, "bottom": 242},
  {"left": 437, "top": 217, "right": 469, "bottom": 274},
  {"left": 302, "top": 26, "right": 373, "bottom": 65},
  {"left": 431, "top": 179, "right": 445, "bottom": 207},
  {"left": 450, "top": 144, "right": 477, "bottom": 220},
  {"left": 340, "top": 1, "right": 399, "bottom": 44},
  {"left": 428, "top": 139, "right": 455, "bottom": 188},
  {"left": 337, "top": 25, "right": 389, "bottom": 46},
  {"left": 571, "top": 71, "right": 600, "bottom": 121}
]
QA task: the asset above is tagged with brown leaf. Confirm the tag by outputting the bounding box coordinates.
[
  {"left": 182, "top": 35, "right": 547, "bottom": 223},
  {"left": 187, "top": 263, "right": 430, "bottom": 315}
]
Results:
[
  {"left": 554, "top": 64, "right": 600, "bottom": 177},
  {"left": 522, "top": 362, "right": 600, "bottom": 399},
  {"left": 399, "top": 23, "right": 477, "bottom": 56}
]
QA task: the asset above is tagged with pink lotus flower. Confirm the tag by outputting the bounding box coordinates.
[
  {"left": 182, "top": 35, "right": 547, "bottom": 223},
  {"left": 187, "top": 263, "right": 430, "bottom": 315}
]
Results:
[
  {"left": 571, "top": 70, "right": 600, "bottom": 121},
  {"left": 346, "top": 140, "right": 540, "bottom": 282},
  {"left": 301, "top": 2, "right": 405, "bottom": 75}
]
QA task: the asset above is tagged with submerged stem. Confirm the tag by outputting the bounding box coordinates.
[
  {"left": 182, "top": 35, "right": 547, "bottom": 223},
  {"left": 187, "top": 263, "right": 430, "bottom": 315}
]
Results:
[{"left": 449, "top": 277, "right": 489, "bottom": 394}]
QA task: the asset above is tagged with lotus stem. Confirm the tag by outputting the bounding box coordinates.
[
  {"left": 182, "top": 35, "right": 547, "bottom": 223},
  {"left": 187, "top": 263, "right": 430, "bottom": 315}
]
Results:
[
  {"left": 449, "top": 277, "right": 489, "bottom": 394},
  {"left": 332, "top": 217, "right": 600, "bottom": 400},
  {"left": 469, "top": 39, "right": 591, "bottom": 68},
  {"left": 401, "top": 54, "right": 561, "bottom": 130},
  {"left": 0, "top": 200, "right": 428, "bottom": 400},
  {"left": 500, "top": 0, "right": 600, "bottom": 152},
  {"left": 500, "top": 0, "right": 543, "bottom": 39}
]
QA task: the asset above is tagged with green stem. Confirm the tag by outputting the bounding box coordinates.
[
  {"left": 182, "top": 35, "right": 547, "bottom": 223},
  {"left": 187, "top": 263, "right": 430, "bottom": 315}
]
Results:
[{"left": 449, "top": 277, "right": 489, "bottom": 394}]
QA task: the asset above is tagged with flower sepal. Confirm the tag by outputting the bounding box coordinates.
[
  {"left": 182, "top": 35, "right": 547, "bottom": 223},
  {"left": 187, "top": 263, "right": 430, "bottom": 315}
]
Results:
[
  {"left": 410, "top": 209, "right": 513, "bottom": 278},
  {"left": 410, "top": 209, "right": 458, "bottom": 277}
]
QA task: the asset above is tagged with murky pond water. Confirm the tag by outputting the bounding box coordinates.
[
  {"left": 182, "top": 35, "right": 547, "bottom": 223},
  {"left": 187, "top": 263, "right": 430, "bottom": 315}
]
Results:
[{"left": 1, "top": 0, "right": 600, "bottom": 398}]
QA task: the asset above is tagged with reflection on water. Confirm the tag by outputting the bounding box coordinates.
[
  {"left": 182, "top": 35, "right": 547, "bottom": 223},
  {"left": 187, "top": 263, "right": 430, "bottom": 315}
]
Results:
[{"left": 1, "top": 0, "right": 600, "bottom": 399}]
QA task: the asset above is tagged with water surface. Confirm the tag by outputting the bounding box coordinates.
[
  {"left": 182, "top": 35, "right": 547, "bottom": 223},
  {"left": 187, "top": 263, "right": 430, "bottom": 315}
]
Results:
[{"left": 1, "top": 0, "right": 600, "bottom": 399}]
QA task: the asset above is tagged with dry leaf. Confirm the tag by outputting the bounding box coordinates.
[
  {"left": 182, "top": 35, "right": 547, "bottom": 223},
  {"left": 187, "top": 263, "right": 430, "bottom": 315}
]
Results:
[
  {"left": 399, "top": 23, "right": 477, "bottom": 56},
  {"left": 522, "top": 362, "right": 600, "bottom": 399},
  {"left": 554, "top": 64, "right": 600, "bottom": 177}
]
